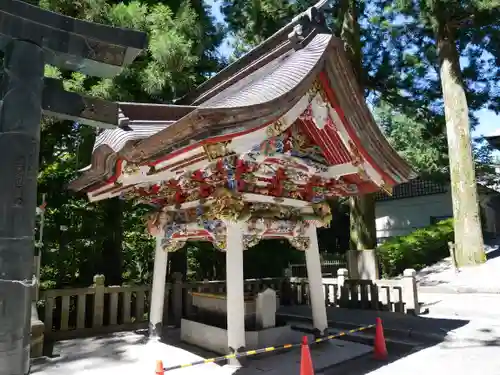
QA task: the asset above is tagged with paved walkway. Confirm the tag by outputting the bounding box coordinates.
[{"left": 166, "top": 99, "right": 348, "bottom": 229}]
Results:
[
  {"left": 365, "top": 317, "right": 500, "bottom": 375},
  {"left": 416, "top": 243, "right": 500, "bottom": 294},
  {"left": 419, "top": 292, "right": 500, "bottom": 320}
]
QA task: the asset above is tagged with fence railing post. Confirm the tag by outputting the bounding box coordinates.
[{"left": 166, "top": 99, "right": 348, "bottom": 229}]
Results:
[
  {"left": 93, "top": 274, "right": 106, "bottom": 327},
  {"left": 337, "top": 268, "right": 349, "bottom": 302},
  {"left": 30, "top": 302, "right": 45, "bottom": 358},
  {"left": 172, "top": 272, "right": 183, "bottom": 327},
  {"left": 402, "top": 269, "right": 419, "bottom": 315}
]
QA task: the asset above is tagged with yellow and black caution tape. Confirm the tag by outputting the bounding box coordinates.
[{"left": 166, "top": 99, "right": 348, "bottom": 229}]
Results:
[{"left": 162, "top": 323, "right": 375, "bottom": 372}]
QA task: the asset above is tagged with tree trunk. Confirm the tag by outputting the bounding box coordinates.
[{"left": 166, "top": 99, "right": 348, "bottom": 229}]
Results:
[
  {"left": 437, "top": 26, "right": 486, "bottom": 266},
  {"left": 349, "top": 195, "right": 377, "bottom": 249},
  {"left": 339, "top": 0, "right": 378, "bottom": 250},
  {"left": 101, "top": 198, "right": 124, "bottom": 284}
]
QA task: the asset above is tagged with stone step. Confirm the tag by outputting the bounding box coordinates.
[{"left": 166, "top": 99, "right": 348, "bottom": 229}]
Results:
[
  {"left": 278, "top": 311, "right": 447, "bottom": 345},
  {"left": 289, "top": 321, "right": 424, "bottom": 347}
]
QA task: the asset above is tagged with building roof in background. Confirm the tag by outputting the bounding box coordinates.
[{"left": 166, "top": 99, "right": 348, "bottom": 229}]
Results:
[
  {"left": 375, "top": 178, "right": 447, "bottom": 201},
  {"left": 376, "top": 178, "right": 499, "bottom": 202}
]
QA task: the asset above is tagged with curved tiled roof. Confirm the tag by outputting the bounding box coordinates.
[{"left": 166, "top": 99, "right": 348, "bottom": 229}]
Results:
[
  {"left": 69, "top": 2, "right": 415, "bottom": 193},
  {"left": 69, "top": 28, "right": 336, "bottom": 191},
  {"left": 93, "top": 121, "right": 173, "bottom": 153},
  {"left": 199, "top": 34, "right": 331, "bottom": 108}
]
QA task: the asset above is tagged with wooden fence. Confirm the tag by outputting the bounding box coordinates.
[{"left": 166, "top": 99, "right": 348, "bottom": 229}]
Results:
[
  {"left": 289, "top": 259, "right": 347, "bottom": 277},
  {"left": 289, "top": 269, "right": 419, "bottom": 314},
  {"left": 37, "top": 268, "right": 418, "bottom": 344}
]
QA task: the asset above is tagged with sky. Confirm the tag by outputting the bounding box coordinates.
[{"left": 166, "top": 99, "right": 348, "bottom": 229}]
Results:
[{"left": 205, "top": 0, "right": 499, "bottom": 139}]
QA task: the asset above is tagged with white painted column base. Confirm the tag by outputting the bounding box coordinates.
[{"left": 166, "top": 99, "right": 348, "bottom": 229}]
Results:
[
  {"left": 225, "top": 221, "right": 246, "bottom": 367},
  {"left": 305, "top": 224, "right": 328, "bottom": 336},
  {"left": 149, "top": 236, "right": 169, "bottom": 340}
]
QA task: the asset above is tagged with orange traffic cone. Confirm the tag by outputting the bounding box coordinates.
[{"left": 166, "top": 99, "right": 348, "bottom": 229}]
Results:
[
  {"left": 300, "top": 336, "right": 315, "bottom": 375},
  {"left": 373, "top": 317, "right": 388, "bottom": 360},
  {"left": 155, "top": 360, "right": 164, "bottom": 375}
]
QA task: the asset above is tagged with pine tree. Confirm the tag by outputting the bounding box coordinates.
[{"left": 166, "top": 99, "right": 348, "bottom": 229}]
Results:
[{"left": 36, "top": 0, "right": 224, "bottom": 285}]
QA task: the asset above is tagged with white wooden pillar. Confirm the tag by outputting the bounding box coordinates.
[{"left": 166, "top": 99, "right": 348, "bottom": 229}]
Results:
[
  {"left": 149, "top": 236, "right": 168, "bottom": 340},
  {"left": 225, "top": 221, "right": 246, "bottom": 366},
  {"left": 304, "top": 224, "right": 328, "bottom": 336}
]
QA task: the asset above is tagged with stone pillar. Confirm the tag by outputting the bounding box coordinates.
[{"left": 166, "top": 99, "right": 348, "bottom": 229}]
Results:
[
  {"left": 402, "top": 269, "right": 420, "bottom": 315},
  {"left": 0, "top": 40, "right": 45, "bottom": 375},
  {"left": 149, "top": 236, "right": 168, "bottom": 339},
  {"left": 225, "top": 221, "right": 246, "bottom": 367},
  {"left": 337, "top": 268, "right": 348, "bottom": 300},
  {"left": 304, "top": 224, "right": 328, "bottom": 336},
  {"left": 256, "top": 288, "right": 277, "bottom": 329}
]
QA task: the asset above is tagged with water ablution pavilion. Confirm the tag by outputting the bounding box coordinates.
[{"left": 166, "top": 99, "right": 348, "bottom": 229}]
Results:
[{"left": 67, "top": 0, "right": 415, "bottom": 364}]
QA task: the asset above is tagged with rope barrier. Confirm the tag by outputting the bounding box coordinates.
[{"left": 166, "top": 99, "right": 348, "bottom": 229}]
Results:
[
  {"left": 0, "top": 276, "right": 37, "bottom": 288},
  {"left": 162, "top": 323, "right": 376, "bottom": 372}
]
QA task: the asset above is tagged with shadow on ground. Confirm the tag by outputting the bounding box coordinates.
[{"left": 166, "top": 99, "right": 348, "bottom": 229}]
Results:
[
  {"left": 276, "top": 305, "right": 472, "bottom": 374},
  {"left": 31, "top": 331, "right": 150, "bottom": 374},
  {"left": 319, "top": 341, "right": 419, "bottom": 375},
  {"left": 32, "top": 307, "right": 474, "bottom": 375},
  {"left": 319, "top": 325, "right": 500, "bottom": 374}
]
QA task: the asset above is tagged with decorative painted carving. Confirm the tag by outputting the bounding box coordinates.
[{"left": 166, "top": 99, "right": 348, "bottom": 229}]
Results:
[
  {"left": 266, "top": 119, "right": 287, "bottom": 137},
  {"left": 301, "top": 202, "right": 332, "bottom": 228},
  {"left": 348, "top": 139, "right": 363, "bottom": 166},
  {"left": 357, "top": 165, "right": 370, "bottom": 181},
  {"left": 144, "top": 208, "right": 175, "bottom": 237},
  {"left": 325, "top": 113, "right": 337, "bottom": 131},
  {"left": 161, "top": 239, "right": 186, "bottom": 252},
  {"left": 125, "top": 122, "right": 371, "bottom": 208},
  {"left": 143, "top": 198, "right": 332, "bottom": 252},
  {"left": 302, "top": 94, "right": 329, "bottom": 131},
  {"left": 122, "top": 161, "right": 141, "bottom": 175},
  {"left": 307, "top": 78, "right": 329, "bottom": 104},
  {"left": 243, "top": 234, "right": 262, "bottom": 250},
  {"left": 251, "top": 122, "right": 327, "bottom": 165},
  {"left": 203, "top": 141, "right": 234, "bottom": 161},
  {"left": 288, "top": 236, "right": 310, "bottom": 251},
  {"left": 213, "top": 238, "right": 227, "bottom": 251},
  {"left": 307, "top": 79, "right": 322, "bottom": 100}
]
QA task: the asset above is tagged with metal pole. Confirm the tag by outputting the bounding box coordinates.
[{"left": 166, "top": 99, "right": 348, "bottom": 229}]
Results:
[{"left": 0, "top": 39, "right": 45, "bottom": 375}]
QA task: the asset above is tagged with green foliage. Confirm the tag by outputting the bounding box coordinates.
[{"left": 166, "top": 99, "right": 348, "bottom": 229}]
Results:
[
  {"left": 30, "top": 0, "right": 499, "bottom": 288},
  {"left": 377, "top": 219, "right": 454, "bottom": 277},
  {"left": 374, "top": 102, "right": 448, "bottom": 176},
  {"left": 35, "top": 0, "right": 224, "bottom": 289}
]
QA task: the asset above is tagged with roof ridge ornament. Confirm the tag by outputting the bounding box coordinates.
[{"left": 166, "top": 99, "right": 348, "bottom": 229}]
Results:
[
  {"left": 288, "top": 2, "right": 331, "bottom": 49},
  {"left": 302, "top": 5, "right": 331, "bottom": 35},
  {"left": 118, "top": 108, "right": 132, "bottom": 130},
  {"left": 288, "top": 24, "right": 305, "bottom": 50}
]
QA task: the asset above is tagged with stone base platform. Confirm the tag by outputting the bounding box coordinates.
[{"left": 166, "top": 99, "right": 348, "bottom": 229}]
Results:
[{"left": 180, "top": 318, "right": 294, "bottom": 354}]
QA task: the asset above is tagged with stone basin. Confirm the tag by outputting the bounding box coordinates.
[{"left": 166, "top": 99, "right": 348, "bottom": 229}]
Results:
[{"left": 190, "top": 291, "right": 256, "bottom": 320}]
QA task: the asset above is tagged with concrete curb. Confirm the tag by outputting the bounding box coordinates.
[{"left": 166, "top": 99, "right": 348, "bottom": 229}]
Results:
[
  {"left": 278, "top": 313, "right": 447, "bottom": 344},
  {"left": 290, "top": 323, "right": 423, "bottom": 347}
]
